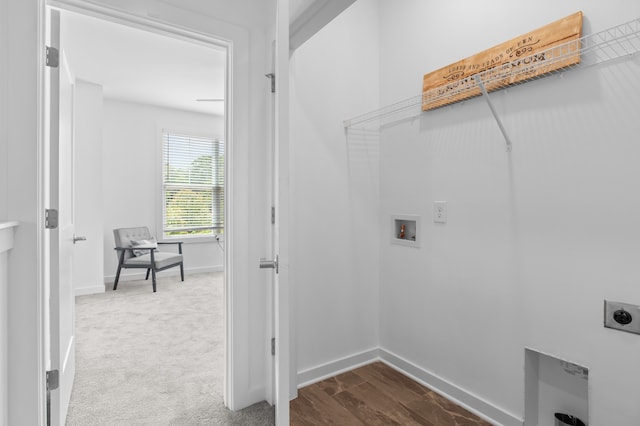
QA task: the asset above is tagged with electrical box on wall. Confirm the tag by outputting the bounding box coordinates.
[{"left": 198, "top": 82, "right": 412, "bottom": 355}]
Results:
[
  {"left": 391, "top": 215, "right": 420, "bottom": 247},
  {"left": 604, "top": 300, "right": 640, "bottom": 335},
  {"left": 433, "top": 201, "right": 447, "bottom": 223}
]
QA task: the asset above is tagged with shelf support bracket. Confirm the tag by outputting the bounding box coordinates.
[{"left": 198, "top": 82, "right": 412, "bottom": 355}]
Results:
[{"left": 473, "top": 75, "right": 513, "bottom": 152}]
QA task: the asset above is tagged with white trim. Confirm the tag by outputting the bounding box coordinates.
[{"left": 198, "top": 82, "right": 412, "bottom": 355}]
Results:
[
  {"left": 379, "top": 348, "right": 523, "bottom": 426},
  {"left": 47, "top": 0, "right": 231, "bottom": 48},
  {"left": 62, "top": 335, "right": 73, "bottom": 373},
  {"left": 0, "top": 223, "right": 18, "bottom": 253},
  {"left": 274, "top": 2, "right": 292, "bottom": 424},
  {"left": 296, "top": 348, "right": 380, "bottom": 388},
  {"left": 264, "top": 38, "right": 276, "bottom": 408},
  {"left": 37, "top": 1, "right": 48, "bottom": 424},
  {"left": 0, "top": 222, "right": 20, "bottom": 231},
  {"left": 223, "top": 32, "right": 235, "bottom": 412}
]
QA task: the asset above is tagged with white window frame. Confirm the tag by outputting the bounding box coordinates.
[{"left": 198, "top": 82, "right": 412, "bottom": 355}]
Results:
[{"left": 159, "top": 129, "right": 224, "bottom": 242}]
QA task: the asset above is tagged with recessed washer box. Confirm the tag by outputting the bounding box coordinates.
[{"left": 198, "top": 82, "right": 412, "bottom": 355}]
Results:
[
  {"left": 524, "top": 348, "right": 588, "bottom": 426},
  {"left": 391, "top": 215, "right": 420, "bottom": 247}
]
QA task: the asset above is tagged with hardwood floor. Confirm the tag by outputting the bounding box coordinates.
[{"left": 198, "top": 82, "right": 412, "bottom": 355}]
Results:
[{"left": 290, "top": 362, "right": 492, "bottom": 426}]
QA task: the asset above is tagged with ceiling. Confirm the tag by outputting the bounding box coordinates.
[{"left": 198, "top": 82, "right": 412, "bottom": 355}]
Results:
[
  {"left": 61, "top": 11, "right": 227, "bottom": 115},
  {"left": 59, "top": 0, "right": 356, "bottom": 116}
]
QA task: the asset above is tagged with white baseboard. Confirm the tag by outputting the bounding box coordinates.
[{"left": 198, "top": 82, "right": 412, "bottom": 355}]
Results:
[
  {"left": 103, "top": 265, "right": 223, "bottom": 284},
  {"left": 378, "top": 348, "right": 523, "bottom": 426},
  {"left": 297, "top": 348, "right": 380, "bottom": 388},
  {"left": 295, "top": 347, "right": 523, "bottom": 426},
  {"left": 75, "top": 285, "right": 106, "bottom": 296}
]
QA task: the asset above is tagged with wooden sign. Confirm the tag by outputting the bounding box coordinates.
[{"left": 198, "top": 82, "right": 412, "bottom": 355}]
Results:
[{"left": 422, "top": 12, "right": 583, "bottom": 111}]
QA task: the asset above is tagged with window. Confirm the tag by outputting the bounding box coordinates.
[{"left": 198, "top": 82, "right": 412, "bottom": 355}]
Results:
[{"left": 162, "top": 131, "right": 224, "bottom": 238}]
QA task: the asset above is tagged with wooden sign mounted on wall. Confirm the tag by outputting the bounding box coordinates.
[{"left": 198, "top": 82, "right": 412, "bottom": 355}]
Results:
[{"left": 422, "top": 11, "right": 583, "bottom": 111}]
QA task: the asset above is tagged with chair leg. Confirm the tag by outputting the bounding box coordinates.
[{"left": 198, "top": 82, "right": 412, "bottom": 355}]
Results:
[
  {"left": 180, "top": 263, "right": 184, "bottom": 282},
  {"left": 145, "top": 268, "right": 151, "bottom": 280},
  {"left": 113, "top": 264, "right": 122, "bottom": 290},
  {"left": 113, "top": 251, "right": 125, "bottom": 291},
  {"left": 151, "top": 268, "right": 157, "bottom": 292}
]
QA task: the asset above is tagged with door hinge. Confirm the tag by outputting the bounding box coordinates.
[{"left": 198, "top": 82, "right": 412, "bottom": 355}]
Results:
[
  {"left": 46, "top": 369, "right": 59, "bottom": 426},
  {"left": 271, "top": 337, "right": 276, "bottom": 356},
  {"left": 45, "top": 209, "right": 58, "bottom": 229},
  {"left": 265, "top": 73, "right": 275, "bottom": 93},
  {"left": 46, "top": 46, "right": 59, "bottom": 68},
  {"left": 271, "top": 206, "right": 275, "bottom": 225},
  {"left": 46, "top": 370, "right": 59, "bottom": 391}
]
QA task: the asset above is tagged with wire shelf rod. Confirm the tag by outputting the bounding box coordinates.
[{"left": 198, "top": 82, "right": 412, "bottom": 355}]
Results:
[
  {"left": 474, "top": 75, "right": 513, "bottom": 152},
  {"left": 344, "top": 17, "right": 640, "bottom": 129}
]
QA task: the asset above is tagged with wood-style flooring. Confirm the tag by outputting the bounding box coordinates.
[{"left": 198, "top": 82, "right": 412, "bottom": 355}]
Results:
[{"left": 290, "top": 362, "right": 492, "bottom": 426}]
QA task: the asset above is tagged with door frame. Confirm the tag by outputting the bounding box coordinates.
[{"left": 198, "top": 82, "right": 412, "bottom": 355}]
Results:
[{"left": 40, "top": 0, "right": 243, "bottom": 413}]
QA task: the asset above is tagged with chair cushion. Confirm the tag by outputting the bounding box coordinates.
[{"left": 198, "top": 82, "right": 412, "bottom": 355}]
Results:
[
  {"left": 124, "top": 251, "right": 183, "bottom": 269},
  {"left": 131, "top": 238, "right": 158, "bottom": 257},
  {"left": 114, "top": 227, "right": 154, "bottom": 260}
]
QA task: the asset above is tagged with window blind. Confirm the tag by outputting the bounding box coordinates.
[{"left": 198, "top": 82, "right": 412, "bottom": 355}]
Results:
[{"left": 162, "top": 131, "right": 224, "bottom": 237}]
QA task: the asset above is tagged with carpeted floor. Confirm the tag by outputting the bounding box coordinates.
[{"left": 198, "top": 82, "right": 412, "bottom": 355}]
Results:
[{"left": 66, "top": 272, "right": 274, "bottom": 425}]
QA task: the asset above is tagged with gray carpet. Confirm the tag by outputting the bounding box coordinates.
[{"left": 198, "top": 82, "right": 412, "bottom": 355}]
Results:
[{"left": 66, "top": 272, "right": 274, "bottom": 425}]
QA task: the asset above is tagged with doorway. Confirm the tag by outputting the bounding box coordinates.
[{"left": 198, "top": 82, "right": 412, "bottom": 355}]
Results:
[{"left": 47, "top": 4, "right": 233, "bottom": 423}]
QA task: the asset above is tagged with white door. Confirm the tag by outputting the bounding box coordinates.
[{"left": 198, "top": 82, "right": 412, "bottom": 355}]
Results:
[
  {"left": 47, "top": 8, "right": 76, "bottom": 425},
  {"left": 273, "top": 1, "right": 291, "bottom": 425}
]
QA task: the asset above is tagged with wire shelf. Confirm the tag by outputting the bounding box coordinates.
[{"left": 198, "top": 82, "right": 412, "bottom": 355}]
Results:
[{"left": 344, "top": 17, "right": 640, "bottom": 129}]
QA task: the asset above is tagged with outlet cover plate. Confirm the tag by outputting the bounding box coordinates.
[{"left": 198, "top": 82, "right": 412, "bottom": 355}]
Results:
[
  {"left": 434, "top": 201, "right": 447, "bottom": 223},
  {"left": 604, "top": 300, "right": 640, "bottom": 335}
]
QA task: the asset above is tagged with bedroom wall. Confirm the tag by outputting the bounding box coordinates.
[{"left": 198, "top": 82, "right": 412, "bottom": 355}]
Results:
[
  {"left": 102, "top": 98, "right": 225, "bottom": 282},
  {"left": 377, "top": 1, "right": 640, "bottom": 424},
  {"left": 290, "top": 0, "right": 381, "bottom": 383}
]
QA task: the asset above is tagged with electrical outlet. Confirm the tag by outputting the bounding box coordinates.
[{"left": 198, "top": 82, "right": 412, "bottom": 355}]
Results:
[
  {"left": 434, "top": 201, "right": 447, "bottom": 223},
  {"left": 604, "top": 300, "right": 640, "bottom": 335}
]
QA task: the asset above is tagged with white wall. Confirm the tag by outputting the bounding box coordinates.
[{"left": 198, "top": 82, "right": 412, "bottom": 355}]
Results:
[
  {"left": 102, "top": 98, "right": 225, "bottom": 282},
  {"left": 290, "top": 0, "right": 381, "bottom": 383},
  {"left": 73, "top": 80, "right": 105, "bottom": 295},
  {"left": 377, "top": 1, "right": 640, "bottom": 425},
  {"left": 5, "top": 0, "right": 43, "bottom": 423},
  {"left": 0, "top": 30, "right": 9, "bottom": 426},
  {"left": 0, "top": 0, "right": 7, "bottom": 220}
]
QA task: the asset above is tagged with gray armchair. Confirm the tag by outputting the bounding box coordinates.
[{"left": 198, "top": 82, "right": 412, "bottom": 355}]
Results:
[{"left": 113, "top": 226, "right": 184, "bottom": 292}]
